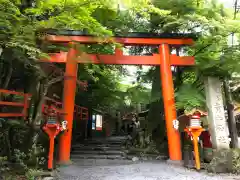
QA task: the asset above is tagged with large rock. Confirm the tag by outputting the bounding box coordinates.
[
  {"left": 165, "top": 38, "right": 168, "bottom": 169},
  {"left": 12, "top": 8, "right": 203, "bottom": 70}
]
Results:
[{"left": 207, "top": 149, "right": 240, "bottom": 174}]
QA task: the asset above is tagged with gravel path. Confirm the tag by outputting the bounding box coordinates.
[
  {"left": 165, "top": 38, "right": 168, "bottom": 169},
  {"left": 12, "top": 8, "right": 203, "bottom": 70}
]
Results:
[{"left": 57, "top": 160, "right": 240, "bottom": 180}]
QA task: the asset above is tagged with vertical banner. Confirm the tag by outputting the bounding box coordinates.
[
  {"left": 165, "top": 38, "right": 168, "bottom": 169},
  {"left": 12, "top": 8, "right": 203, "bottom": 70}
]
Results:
[{"left": 96, "top": 114, "right": 103, "bottom": 131}]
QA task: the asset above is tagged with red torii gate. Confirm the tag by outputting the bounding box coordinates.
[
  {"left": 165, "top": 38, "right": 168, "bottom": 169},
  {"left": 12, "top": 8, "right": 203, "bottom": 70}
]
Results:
[{"left": 41, "top": 30, "right": 195, "bottom": 164}]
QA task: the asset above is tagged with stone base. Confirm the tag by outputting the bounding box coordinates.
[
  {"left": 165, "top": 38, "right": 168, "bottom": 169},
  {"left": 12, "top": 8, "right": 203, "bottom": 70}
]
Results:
[
  {"left": 57, "top": 160, "right": 73, "bottom": 166},
  {"left": 183, "top": 150, "right": 195, "bottom": 168},
  {"left": 166, "top": 159, "right": 184, "bottom": 166}
]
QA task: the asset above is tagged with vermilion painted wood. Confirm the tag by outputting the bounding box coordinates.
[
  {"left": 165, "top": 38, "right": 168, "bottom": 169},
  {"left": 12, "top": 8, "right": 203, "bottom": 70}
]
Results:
[
  {"left": 0, "top": 89, "right": 31, "bottom": 96},
  {"left": 0, "top": 101, "right": 24, "bottom": 107},
  {"left": 0, "top": 89, "right": 88, "bottom": 120},
  {"left": 0, "top": 91, "right": 31, "bottom": 119},
  {"left": 22, "top": 94, "right": 31, "bottom": 120},
  {"left": 0, "top": 113, "right": 24, "bottom": 117},
  {"left": 159, "top": 44, "right": 182, "bottom": 161},
  {"left": 43, "top": 33, "right": 195, "bottom": 163},
  {"left": 58, "top": 48, "right": 78, "bottom": 164},
  {"left": 45, "top": 35, "right": 194, "bottom": 45},
  {"left": 42, "top": 52, "right": 195, "bottom": 66},
  {"left": 45, "top": 97, "right": 89, "bottom": 120},
  {"left": 184, "top": 127, "right": 204, "bottom": 170},
  {"left": 75, "top": 105, "right": 88, "bottom": 120},
  {"left": 42, "top": 124, "right": 63, "bottom": 169}
]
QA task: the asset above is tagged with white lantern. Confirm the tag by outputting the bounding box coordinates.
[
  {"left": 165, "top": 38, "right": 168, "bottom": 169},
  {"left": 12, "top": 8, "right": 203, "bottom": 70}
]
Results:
[{"left": 190, "top": 114, "right": 201, "bottom": 127}]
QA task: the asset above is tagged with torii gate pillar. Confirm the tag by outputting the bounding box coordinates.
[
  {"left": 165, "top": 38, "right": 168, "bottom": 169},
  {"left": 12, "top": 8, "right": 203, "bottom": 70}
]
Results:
[
  {"left": 159, "top": 44, "right": 182, "bottom": 161},
  {"left": 58, "top": 47, "right": 78, "bottom": 164},
  {"left": 41, "top": 30, "right": 195, "bottom": 163}
]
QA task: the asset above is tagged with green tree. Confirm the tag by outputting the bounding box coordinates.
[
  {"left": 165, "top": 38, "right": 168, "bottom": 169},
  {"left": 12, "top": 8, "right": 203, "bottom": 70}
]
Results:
[
  {"left": 127, "top": 0, "right": 240, "bottom": 153},
  {"left": 0, "top": 0, "right": 169, "bottom": 165}
]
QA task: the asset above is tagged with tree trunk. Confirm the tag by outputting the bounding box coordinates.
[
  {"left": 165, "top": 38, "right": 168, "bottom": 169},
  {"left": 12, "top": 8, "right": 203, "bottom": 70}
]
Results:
[
  {"left": 26, "top": 76, "right": 63, "bottom": 151},
  {"left": 26, "top": 78, "right": 41, "bottom": 123},
  {"left": 0, "top": 59, "right": 13, "bottom": 101},
  {"left": 147, "top": 67, "right": 164, "bottom": 130},
  {"left": 2, "top": 63, "right": 13, "bottom": 89},
  {"left": 147, "top": 67, "right": 166, "bottom": 141},
  {"left": 31, "top": 80, "right": 49, "bottom": 129},
  {"left": 25, "top": 79, "right": 46, "bottom": 153},
  {"left": 223, "top": 78, "right": 239, "bottom": 148},
  {"left": 146, "top": 67, "right": 169, "bottom": 155}
]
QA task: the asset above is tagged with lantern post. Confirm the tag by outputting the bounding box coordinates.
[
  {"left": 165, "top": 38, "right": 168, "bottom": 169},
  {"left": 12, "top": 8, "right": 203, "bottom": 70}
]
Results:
[
  {"left": 42, "top": 105, "right": 67, "bottom": 170},
  {"left": 184, "top": 113, "right": 205, "bottom": 170}
]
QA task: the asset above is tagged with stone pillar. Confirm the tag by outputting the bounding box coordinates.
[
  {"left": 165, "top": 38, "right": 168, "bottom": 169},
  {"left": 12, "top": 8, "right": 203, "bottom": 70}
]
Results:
[{"left": 204, "top": 77, "right": 230, "bottom": 149}]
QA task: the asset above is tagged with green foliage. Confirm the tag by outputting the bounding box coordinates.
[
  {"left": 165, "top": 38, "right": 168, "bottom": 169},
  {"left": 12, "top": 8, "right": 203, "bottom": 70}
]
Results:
[
  {"left": 126, "top": 85, "right": 151, "bottom": 105},
  {"left": 231, "top": 76, "right": 240, "bottom": 102},
  {"left": 14, "top": 149, "right": 28, "bottom": 170},
  {"left": 0, "top": 156, "right": 8, "bottom": 173},
  {"left": 1, "top": 0, "right": 240, "bottom": 171},
  {"left": 0, "top": 0, "right": 164, "bottom": 116},
  {"left": 175, "top": 84, "right": 205, "bottom": 111},
  {"left": 146, "top": 0, "right": 240, "bottom": 111},
  {"left": 150, "top": 0, "right": 240, "bottom": 79}
]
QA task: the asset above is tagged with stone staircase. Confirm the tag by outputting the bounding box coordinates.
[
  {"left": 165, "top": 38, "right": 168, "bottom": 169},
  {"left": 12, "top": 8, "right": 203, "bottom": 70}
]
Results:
[{"left": 71, "top": 136, "right": 128, "bottom": 160}]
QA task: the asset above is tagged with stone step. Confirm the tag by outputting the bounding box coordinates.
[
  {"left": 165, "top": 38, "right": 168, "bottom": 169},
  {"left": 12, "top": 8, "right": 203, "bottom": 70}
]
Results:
[
  {"left": 79, "top": 144, "right": 123, "bottom": 148},
  {"left": 72, "top": 144, "right": 124, "bottom": 147},
  {"left": 72, "top": 145, "right": 124, "bottom": 151},
  {"left": 71, "top": 154, "right": 126, "bottom": 160},
  {"left": 83, "top": 138, "right": 125, "bottom": 143},
  {"left": 84, "top": 143, "right": 123, "bottom": 148},
  {"left": 70, "top": 159, "right": 133, "bottom": 166},
  {"left": 126, "top": 154, "right": 168, "bottom": 161},
  {"left": 71, "top": 150, "right": 125, "bottom": 155},
  {"left": 82, "top": 141, "right": 124, "bottom": 146}
]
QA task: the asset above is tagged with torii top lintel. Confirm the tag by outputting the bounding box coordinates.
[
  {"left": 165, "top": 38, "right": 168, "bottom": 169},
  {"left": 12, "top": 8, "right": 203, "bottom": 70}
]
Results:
[
  {"left": 43, "top": 29, "right": 195, "bottom": 45},
  {"left": 41, "top": 29, "right": 195, "bottom": 66}
]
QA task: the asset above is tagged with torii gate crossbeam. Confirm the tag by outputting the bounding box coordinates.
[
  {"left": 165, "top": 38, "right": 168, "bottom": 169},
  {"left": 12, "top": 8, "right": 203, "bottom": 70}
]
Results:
[
  {"left": 41, "top": 30, "right": 195, "bottom": 164},
  {"left": 43, "top": 51, "right": 194, "bottom": 66}
]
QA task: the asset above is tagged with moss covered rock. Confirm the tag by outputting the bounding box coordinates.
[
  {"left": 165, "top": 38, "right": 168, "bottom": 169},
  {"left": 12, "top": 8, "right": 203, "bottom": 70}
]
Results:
[{"left": 207, "top": 148, "right": 240, "bottom": 174}]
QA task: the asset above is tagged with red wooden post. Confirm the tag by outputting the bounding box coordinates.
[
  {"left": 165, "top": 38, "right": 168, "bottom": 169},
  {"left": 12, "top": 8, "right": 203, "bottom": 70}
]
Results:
[
  {"left": 22, "top": 94, "right": 30, "bottom": 120},
  {"left": 43, "top": 124, "right": 63, "bottom": 170},
  {"left": 48, "top": 136, "right": 55, "bottom": 169},
  {"left": 58, "top": 47, "right": 78, "bottom": 164},
  {"left": 159, "top": 44, "right": 182, "bottom": 161}
]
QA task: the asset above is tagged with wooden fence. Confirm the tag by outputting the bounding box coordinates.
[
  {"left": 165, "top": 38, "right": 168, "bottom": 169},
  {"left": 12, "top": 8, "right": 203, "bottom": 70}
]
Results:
[{"left": 0, "top": 89, "right": 88, "bottom": 121}]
